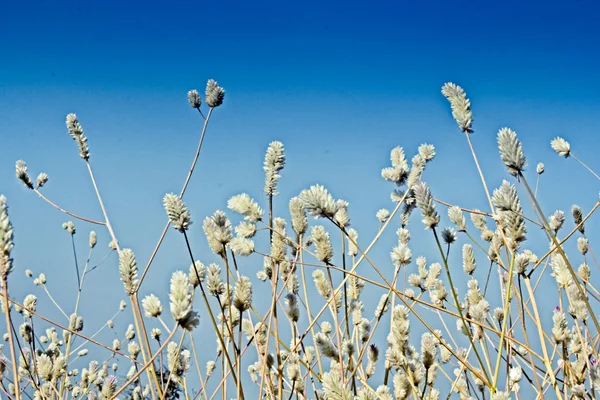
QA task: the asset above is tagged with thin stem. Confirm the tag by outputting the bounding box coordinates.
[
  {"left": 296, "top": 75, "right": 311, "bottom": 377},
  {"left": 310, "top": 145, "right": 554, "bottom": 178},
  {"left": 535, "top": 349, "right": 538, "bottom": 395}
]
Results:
[
  {"left": 136, "top": 107, "right": 214, "bottom": 290},
  {"left": 492, "top": 252, "right": 516, "bottom": 390},
  {"left": 432, "top": 227, "right": 492, "bottom": 387},
  {"left": 571, "top": 153, "right": 600, "bottom": 181},
  {"left": 32, "top": 188, "right": 105, "bottom": 225},
  {"left": 1, "top": 279, "right": 20, "bottom": 400}
]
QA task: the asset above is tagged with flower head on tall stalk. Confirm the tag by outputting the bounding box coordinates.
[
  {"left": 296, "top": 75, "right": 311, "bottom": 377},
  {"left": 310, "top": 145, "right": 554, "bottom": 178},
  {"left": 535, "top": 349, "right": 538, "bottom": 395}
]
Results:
[
  {"left": 205, "top": 79, "right": 225, "bottom": 108},
  {"left": 497, "top": 128, "right": 526, "bottom": 176},
  {"left": 299, "top": 185, "right": 337, "bottom": 219},
  {"left": 15, "top": 160, "right": 33, "bottom": 189},
  {"left": 65, "top": 113, "right": 90, "bottom": 160},
  {"left": 203, "top": 211, "right": 232, "bottom": 256},
  {"left": 163, "top": 194, "right": 192, "bottom": 232},
  {"left": 551, "top": 137, "right": 570, "bottom": 158},
  {"left": 413, "top": 182, "right": 440, "bottom": 229},
  {"left": 441, "top": 82, "right": 473, "bottom": 133},
  {"left": 263, "top": 141, "right": 285, "bottom": 196},
  {"left": 0, "top": 196, "right": 14, "bottom": 279}
]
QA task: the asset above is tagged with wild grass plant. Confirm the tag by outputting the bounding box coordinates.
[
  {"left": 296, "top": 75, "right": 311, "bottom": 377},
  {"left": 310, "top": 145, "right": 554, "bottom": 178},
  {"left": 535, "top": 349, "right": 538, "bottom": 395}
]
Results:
[{"left": 1, "top": 78, "right": 600, "bottom": 400}]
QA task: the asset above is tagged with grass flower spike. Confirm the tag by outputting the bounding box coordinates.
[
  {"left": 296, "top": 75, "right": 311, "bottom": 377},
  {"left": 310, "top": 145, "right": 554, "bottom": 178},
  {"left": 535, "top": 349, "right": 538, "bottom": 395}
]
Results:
[
  {"left": 551, "top": 137, "right": 571, "bottom": 157},
  {"left": 263, "top": 141, "right": 285, "bottom": 196},
  {"left": 163, "top": 193, "right": 192, "bottom": 232},
  {"left": 497, "top": 127, "right": 526, "bottom": 176},
  {"left": 441, "top": 82, "right": 473, "bottom": 133},
  {"left": 118, "top": 249, "right": 139, "bottom": 295},
  {"left": 65, "top": 113, "right": 90, "bottom": 160},
  {"left": 0, "top": 196, "right": 14, "bottom": 278},
  {"left": 169, "top": 271, "right": 193, "bottom": 323},
  {"left": 299, "top": 184, "right": 337, "bottom": 218},
  {"left": 205, "top": 79, "right": 225, "bottom": 108}
]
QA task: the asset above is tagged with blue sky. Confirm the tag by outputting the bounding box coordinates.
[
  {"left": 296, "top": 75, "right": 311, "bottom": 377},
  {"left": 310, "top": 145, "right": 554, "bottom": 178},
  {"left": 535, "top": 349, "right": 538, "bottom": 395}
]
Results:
[{"left": 1, "top": 0, "right": 600, "bottom": 395}]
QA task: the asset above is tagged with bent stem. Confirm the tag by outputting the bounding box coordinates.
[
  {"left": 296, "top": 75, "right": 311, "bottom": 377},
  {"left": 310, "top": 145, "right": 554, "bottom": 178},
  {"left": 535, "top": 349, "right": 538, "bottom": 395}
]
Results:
[{"left": 136, "top": 107, "right": 214, "bottom": 290}]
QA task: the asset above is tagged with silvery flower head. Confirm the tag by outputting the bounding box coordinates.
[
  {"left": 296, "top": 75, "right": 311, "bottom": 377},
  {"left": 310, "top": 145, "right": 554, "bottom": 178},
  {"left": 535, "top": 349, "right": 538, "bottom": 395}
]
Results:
[
  {"left": 418, "top": 144, "right": 436, "bottom": 162},
  {"left": 233, "top": 276, "right": 253, "bottom": 312},
  {"left": 549, "top": 210, "right": 565, "bottom": 232},
  {"left": 376, "top": 209, "right": 390, "bottom": 223},
  {"left": 413, "top": 182, "right": 440, "bottom": 229},
  {"left": 118, "top": 249, "right": 139, "bottom": 296},
  {"left": 142, "top": 294, "right": 163, "bottom": 317},
  {"left": 284, "top": 293, "right": 299, "bottom": 323},
  {"left": 391, "top": 244, "right": 411, "bottom": 267},
  {"left": 462, "top": 244, "right": 476, "bottom": 274},
  {"left": 89, "top": 231, "right": 97, "bottom": 248},
  {"left": 497, "top": 127, "right": 526, "bottom": 176},
  {"left": 187, "top": 89, "right": 201, "bottom": 109},
  {"left": 163, "top": 193, "right": 192, "bottom": 232},
  {"left": 100, "top": 376, "right": 117, "bottom": 399},
  {"left": 263, "top": 141, "right": 285, "bottom": 196},
  {"left": 205, "top": 79, "right": 225, "bottom": 108},
  {"left": 311, "top": 225, "right": 333, "bottom": 264},
  {"left": 189, "top": 261, "right": 206, "bottom": 287},
  {"left": 227, "top": 193, "right": 263, "bottom": 222},
  {"left": 229, "top": 237, "right": 254, "bottom": 256},
  {"left": 23, "top": 294, "right": 37, "bottom": 318},
  {"left": 289, "top": 197, "right": 307, "bottom": 236},
  {"left": 448, "top": 206, "right": 466, "bottom": 231},
  {"left": 347, "top": 228, "right": 359, "bottom": 257},
  {"left": 536, "top": 162, "right": 544, "bottom": 174},
  {"left": 0, "top": 196, "right": 14, "bottom": 278},
  {"left": 36, "top": 172, "right": 48, "bottom": 188},
  {"left": 577, "top": 237, "right": 589, "bottom": 255},
  {"left": 441, "top": 82, "right": 473, "bottom": 133},
  {"left": 235, "top": 221, "right": 257, "bottom": 238},
  {"left": 571, "top": 205, "right": 585, "bottom": 234},
  {"left": 551, "top": 137, "right": 570, "bottom": 157},
  {"left": 381, "top": 146, "right": 410, "bottom": 186},
  {"left": 407, "top": 153, "right": 427, "bottom": 188},
  {"left": 169, "top": 271, "right": 193, "bottom": 324},
  {"left": 62, "top": 221, "right": 76, "bottom": 235},
  {"left": 299, "top": 185, "right": 337, "bottom": 219},
  {"left": 203, "top": 211, "right": 233, "bottom": 255},
  {"left": 206, "top": 264, "right": 225, "bottom": 296},
  {"left": 65, "top": 113, "right": 90, "bottom": 160},
  {"left": 15, "top": 160, "right": 33, "bottom": 189},
  {"left": 333, "top": 199, "right": 350, "bottom": 228}
]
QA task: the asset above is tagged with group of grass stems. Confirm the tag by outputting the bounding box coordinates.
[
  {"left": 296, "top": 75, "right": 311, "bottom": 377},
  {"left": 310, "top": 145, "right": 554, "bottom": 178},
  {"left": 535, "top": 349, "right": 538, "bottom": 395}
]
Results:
[{"left": 0, "top": 79, "right": 599, "bottom": 400}]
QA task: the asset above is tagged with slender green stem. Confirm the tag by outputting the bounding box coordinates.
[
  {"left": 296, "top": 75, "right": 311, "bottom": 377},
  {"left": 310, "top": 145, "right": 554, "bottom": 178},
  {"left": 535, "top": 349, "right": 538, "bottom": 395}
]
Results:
[
  {"left": 432, "top": 227, "right": 492, "bottom": 387},
  {"left": 492, "top": 252, "right": 516, "bottom": 390}
]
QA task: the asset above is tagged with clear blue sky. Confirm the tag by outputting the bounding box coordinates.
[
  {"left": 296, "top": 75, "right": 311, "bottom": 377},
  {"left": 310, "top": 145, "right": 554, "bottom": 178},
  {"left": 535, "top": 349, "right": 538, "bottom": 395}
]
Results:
[{"left": 1, "top": 0, "right": 600, "bottom": 394}]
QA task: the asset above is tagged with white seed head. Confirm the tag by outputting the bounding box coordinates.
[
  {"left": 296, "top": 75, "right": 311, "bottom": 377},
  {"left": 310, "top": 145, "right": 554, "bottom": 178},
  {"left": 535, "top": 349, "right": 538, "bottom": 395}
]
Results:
[
  {"left": 497, "top": 127, "right": 526, "bottom": 176},
  {"left": 551, "top": 137, "right": 570, "bottom": 157},
  {"left": 441, "top": 82, "right": 473, "bottom": 133},
  {"left": 65, "top": 113, "right": 90, "bottom": 160},
  {"left": 142, "top": 294, "right": 163, "bottom": 317},
  {"left": 228, "top": 193, "right": 263, "bottom": 222},
  {"left": 205, "top": 79, "right": 225, "bottom": 108},
  {"left": 263, "top": 141, "right": 285, "bottom": 196},
  {"left": 163, "top": 193, "right": 192, "bottom": 232},
  {"left": 536, "top": 162, "right": 544, "bottom": 174},
  {"left": 118, "top": 249, "right": 139, "bottom": 296},
  {"left": 169, "top": 271, "right": 193, "bottom": 323},
  {"left": 187, "top": 89, "right": 201, "bottom": 108}
]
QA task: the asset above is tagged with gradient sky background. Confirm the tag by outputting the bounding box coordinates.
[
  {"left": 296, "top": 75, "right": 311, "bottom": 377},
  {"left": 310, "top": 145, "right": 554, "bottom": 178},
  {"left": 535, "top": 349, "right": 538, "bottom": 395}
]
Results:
[{"left": 2, "top": 0, "right": 600, "bottom": 396}]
